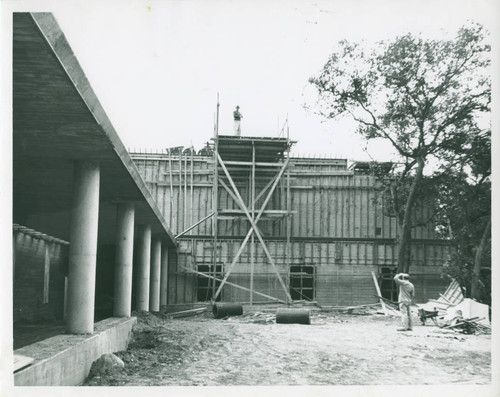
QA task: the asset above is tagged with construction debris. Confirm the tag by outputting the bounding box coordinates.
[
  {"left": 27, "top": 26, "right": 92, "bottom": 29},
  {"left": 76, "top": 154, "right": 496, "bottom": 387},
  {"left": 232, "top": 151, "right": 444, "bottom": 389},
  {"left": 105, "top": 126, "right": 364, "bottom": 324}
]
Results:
[
  {"left": 166, "top": 307, "right": 207, "bottom": 319},
  {"left": 373, "top": 295, "right": 400, "bottom": 316},
  {"left": 441, "top": 317, "right": 491, "bottom": 335},
  {"left": 237, "top": 311, "right": 276, "bottom": 324},
  {"left": 417, "top": 278, "right": 491, "bottom": 335}
]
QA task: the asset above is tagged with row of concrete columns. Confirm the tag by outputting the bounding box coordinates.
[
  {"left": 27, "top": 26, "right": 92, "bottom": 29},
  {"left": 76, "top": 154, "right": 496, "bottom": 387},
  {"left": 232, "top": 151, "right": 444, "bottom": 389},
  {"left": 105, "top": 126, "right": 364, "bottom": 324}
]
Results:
[{"left": 66, "top": 161, "right": 171, "bottom": 334}]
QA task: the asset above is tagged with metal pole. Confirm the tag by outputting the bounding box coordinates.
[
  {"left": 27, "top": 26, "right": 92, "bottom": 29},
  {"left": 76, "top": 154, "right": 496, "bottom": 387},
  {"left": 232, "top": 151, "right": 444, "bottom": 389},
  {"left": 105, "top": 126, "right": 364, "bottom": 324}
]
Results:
[
  {"left": 168, "top": 150, "right": 173, "bottom": 227},
  {"left": 212, "top": 94, "right": 220, "bottom": 299},
  {"left": 286, "top": 141, "right": 292, "bottom": 306},
  {"left": 190, "top": 149, "right": 194, "bottom": 235},
  {"left": 176, "top": 212, "right": 215, "bottom": 239},
  {"left": 250, "top": 141, "right": 256, "bottom": 305}
]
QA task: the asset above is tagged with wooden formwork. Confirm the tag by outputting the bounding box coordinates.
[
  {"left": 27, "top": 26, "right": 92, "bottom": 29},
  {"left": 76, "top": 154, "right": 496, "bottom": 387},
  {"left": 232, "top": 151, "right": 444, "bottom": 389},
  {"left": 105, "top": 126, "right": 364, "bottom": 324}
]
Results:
[
  {"left": 132, "top": 152, "right": 435, "bottom": 240},
  {"left": 131, "top": 146, "right": 451, "bottom": 306}
]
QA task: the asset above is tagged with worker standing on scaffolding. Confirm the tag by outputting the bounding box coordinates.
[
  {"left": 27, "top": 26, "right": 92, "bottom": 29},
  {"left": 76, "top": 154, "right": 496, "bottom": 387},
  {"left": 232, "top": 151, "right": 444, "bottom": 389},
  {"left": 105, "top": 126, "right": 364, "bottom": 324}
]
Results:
[{"left": 233, "top": 106, "right": 243, "bottom": 136}]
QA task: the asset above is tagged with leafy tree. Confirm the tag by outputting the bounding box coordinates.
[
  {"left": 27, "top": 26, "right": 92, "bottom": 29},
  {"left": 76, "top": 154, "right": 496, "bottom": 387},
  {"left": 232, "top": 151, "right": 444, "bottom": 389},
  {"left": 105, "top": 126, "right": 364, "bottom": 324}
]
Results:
[
  {"left": 308, "top": 24, "right": 490, "bottom": 273},
  {"left": 435, "top": 129, "right": 491, "bottom": 303}
]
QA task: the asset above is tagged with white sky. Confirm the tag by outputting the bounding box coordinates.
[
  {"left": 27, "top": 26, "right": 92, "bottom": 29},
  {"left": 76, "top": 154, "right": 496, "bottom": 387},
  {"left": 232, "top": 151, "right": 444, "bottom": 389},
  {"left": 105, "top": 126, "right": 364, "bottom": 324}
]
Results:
[{"left": 2, "top": 0, "right": 496, "bottom": 161}]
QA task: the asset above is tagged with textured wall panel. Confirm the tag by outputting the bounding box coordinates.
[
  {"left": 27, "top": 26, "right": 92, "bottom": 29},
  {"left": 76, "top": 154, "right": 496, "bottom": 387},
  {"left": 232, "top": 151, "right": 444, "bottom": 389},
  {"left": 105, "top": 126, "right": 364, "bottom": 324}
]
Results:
[{"left": 132, "top": 154, "right": 438, "bottom": 240}]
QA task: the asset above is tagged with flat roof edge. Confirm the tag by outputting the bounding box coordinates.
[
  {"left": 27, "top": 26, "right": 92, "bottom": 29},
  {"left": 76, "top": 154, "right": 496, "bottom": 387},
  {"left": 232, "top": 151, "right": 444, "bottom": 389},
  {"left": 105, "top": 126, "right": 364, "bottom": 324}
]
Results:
[{"left": 29, "top": 12, "right": 176, "bottom": 247}]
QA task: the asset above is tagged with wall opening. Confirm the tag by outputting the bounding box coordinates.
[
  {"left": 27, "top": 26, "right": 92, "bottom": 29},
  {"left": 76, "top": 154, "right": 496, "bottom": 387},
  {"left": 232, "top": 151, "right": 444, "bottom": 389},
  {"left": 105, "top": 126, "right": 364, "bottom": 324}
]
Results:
[
  {"left": 379, "top": 266, "right": 398, "bottom": 301},
  {"left": 196, "top": 264, "right": 223, "bottom": 302},
  {"left": 290, "top": 265, "right": 315, "bottom": 301}
]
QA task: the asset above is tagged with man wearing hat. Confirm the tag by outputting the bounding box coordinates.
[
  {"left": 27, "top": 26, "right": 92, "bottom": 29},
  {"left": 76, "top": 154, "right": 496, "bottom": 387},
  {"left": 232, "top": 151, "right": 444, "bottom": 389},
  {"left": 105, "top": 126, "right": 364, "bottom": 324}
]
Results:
[
  {"left": 394, "top": 273, "right": 415, "bottom": 331},
  {"left": 233, "top": 106, "right": 243, "bottom": 136}
]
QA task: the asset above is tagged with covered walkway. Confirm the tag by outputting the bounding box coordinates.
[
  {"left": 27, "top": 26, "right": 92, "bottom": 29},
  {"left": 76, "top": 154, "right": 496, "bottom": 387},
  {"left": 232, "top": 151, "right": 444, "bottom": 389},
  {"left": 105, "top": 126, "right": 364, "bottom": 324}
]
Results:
[{"left": 12, "top": 12, "right": 176, "bottom": 384}]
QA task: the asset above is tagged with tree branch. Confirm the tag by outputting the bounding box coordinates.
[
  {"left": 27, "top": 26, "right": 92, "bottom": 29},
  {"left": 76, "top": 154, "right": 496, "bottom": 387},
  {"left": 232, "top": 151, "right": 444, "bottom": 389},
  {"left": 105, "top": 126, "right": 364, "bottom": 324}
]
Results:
[{"left": 354, "top": 100, "right": 413, "bottom": 158}]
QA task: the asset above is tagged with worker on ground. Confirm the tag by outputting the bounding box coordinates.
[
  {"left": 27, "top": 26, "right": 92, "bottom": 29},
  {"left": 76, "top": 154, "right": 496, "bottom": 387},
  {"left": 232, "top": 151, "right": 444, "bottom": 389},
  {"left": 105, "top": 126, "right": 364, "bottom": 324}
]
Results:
[
  {"left": 233, "top": 106, "right": 243, "bottom": 136},
  {"left": 393, "top": 273, "right": 414, "bottom": 331}
]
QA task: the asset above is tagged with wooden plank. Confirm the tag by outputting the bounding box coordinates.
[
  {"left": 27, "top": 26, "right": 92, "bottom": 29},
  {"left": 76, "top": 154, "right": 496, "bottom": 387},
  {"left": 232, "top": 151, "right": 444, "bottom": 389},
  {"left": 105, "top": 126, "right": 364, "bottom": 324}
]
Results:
[
  {"left": 219, "top": 209, "right": 293, "bottom": 215},
  {"left": 212, "top": 138, "right": 219, "bottom": 295},
  {"left": 439, "top": 293, "right": 453, "bottom": 305},
  {"left": 371, "top": 271, "right": 388, "bottom": 315},
  {"left": 286, "top": 164, "right": 291, "bottom": 292},
  {"left": 182, "top": 266, "right": 285, "bottom": 303},
  {"left": 427, "top": 299, "right": 453, "bottom": 307},
  {"left": 221, "top": 160, "right": 285, "bottom": 167},
  {"left": 176, "top": 213, "right": 215, "bottom": 239},
  {"left": 214, "top": 155, "right": 292, "bottom": 301},
  {"left": 441, "top": 317, "right": 482, "bottom": 329},
  {"left": 168, "top": 307, "right": 206, "bottom": 318},
  {"left": 255, "top": 172, "right": 281, "bottom": 203},
  {"left": 43, "top": 242, "right": 51, "bottom": 303}
]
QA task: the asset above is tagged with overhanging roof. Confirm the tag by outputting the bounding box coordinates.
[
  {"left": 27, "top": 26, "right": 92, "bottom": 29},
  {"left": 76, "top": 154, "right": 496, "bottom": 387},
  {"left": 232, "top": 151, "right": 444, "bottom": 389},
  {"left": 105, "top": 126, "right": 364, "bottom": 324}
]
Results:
[{"left": 13, "top": 12, "right": 176, "bottom": 247}]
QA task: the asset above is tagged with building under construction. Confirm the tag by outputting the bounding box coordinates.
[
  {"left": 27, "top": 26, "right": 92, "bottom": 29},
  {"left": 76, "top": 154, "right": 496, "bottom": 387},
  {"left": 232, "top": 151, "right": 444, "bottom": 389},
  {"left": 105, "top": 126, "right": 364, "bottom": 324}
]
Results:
[
  {"left": 11, "top": 12, "right": 454, "bottom": 386},
  {"left": 131, "top": 134, "right": 452, "bottom": 308}
]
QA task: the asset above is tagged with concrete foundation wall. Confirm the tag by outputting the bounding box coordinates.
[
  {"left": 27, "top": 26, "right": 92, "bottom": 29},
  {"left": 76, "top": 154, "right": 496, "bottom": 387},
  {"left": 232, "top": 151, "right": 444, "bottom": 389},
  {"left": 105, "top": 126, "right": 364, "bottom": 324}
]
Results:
[
  {"left": 14, "top": 317, "right": 136, "bottom": 386},
  {"left": 170, "top": 239, "right": 451, "bottom": 306}
]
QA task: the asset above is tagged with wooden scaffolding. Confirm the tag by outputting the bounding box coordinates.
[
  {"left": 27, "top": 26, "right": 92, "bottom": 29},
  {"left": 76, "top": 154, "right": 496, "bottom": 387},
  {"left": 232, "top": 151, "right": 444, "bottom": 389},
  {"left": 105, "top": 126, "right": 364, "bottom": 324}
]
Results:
[{"left": 207, "top": 134, "right": 296, "bottom": 304}]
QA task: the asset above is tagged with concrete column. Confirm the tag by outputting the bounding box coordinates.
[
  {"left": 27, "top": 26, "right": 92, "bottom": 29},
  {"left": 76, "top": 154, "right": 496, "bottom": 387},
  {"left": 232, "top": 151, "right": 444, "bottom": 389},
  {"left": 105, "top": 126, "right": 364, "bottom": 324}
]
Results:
[
  {"left": 136, "top": 224, "right": 151, "bottom": 311},
  {"left": 113, "top": 203, "right": 135, "bottom": 317},
  {"left": 160, "top": 243, "right": 169, "bottom": 309},
  {"left": 66, "top": 161, "right": 100, "bottom": 334},
  {"left": 149, "top": 239, "right": 161, "bottom": 312}
]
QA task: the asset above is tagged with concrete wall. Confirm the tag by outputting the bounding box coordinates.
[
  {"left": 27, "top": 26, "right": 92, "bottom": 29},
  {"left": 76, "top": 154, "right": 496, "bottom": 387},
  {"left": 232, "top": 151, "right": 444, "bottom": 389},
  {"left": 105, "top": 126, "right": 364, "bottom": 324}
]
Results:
[{"left": 14, "top": 317, "right": 136, "bottom": 386}]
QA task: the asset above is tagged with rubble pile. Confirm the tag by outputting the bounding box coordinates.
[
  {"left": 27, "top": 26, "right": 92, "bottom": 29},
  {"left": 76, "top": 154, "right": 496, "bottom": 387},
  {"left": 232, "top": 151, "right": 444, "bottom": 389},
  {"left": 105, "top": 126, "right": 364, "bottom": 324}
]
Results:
[{"left": 417, "top": 279, "right": 491, "bottom": 335}]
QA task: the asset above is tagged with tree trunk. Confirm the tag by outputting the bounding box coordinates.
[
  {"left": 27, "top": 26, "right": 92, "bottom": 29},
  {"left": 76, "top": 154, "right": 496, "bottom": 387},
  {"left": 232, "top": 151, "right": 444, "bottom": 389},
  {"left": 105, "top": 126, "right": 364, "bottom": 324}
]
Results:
[
  {"left": 471, "top": 217, "right": 491, "bottom": 301},
  {"left": 398, "top": 227, "right": 412, "bottom": 274},
  {"left": 397, "top": 157, "right": 425, "bottom": 274}
]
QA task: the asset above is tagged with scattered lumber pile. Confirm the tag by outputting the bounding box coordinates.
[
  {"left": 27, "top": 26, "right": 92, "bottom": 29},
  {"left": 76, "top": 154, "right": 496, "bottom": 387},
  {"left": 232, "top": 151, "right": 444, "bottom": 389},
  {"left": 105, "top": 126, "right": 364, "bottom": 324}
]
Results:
[
  {"left": 166, "top": 307, "right": 207, "bottom": 319},
  {"left": 425, "top": 279, "right": 464, "bottom": 319},
  {"left": 417, "top": 278, "right": 464, "bottom": 325},
  {"left": 418, "top": 278, "right": 491, "bottom": 335},
  {"left": 440, "top": 316, "right": 491, "bottom": 335}
]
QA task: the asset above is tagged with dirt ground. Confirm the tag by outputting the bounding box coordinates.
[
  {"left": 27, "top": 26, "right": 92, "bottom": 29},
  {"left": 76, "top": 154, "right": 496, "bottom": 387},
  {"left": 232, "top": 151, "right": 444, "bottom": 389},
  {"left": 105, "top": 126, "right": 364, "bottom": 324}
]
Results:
[{"left": 84, "top": 308, "right": 491, "bottom": 386}]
